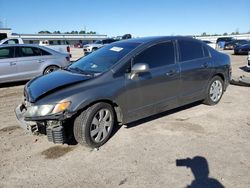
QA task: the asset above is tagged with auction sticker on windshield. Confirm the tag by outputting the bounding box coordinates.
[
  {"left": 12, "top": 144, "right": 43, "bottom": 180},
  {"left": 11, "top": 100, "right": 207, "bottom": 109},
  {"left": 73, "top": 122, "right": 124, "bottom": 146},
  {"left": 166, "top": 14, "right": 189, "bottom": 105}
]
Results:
[{"left": 110, "top": 47, "right": 123, "bottom": 52}]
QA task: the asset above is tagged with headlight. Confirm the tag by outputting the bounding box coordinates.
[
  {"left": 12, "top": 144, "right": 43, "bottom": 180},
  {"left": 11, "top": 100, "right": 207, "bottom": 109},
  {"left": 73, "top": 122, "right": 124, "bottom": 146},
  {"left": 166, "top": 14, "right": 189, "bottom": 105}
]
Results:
[{"left": 24, "top": 101, "right": 71, "bottom": 117}]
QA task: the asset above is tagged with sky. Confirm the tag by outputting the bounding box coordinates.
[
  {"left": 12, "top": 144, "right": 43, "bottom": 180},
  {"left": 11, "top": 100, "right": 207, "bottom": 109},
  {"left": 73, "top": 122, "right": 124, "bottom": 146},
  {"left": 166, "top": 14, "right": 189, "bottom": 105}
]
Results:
[{"left": 0, "top": 0, "right": 249, "bottom": 37}]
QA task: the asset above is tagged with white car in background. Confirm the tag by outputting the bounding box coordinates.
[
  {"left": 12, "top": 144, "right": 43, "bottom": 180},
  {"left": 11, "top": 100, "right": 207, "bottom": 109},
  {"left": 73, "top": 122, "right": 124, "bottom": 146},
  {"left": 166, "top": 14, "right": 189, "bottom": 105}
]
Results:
[
  {"left": 202, "top": 40, "right": 216, "bottom": 49},
  {"left": 0, "top": 44, "right": 70, "bottom": 83},
  {"left": 83, "top": 38, "right": 118, "bottom": 54}
]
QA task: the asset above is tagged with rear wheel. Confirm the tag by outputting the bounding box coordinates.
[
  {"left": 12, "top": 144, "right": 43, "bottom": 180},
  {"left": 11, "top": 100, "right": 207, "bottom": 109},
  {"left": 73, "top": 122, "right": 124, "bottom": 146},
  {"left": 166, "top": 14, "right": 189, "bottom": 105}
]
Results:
[
  {"left": 73, "top": 102, "right": 115, "bottom": 148},
  {"left": 203, "top": 76, "right": 224, "bottom": 105},
  {"left": 43, "top": 65, "right": 59, "bottom": 75}
]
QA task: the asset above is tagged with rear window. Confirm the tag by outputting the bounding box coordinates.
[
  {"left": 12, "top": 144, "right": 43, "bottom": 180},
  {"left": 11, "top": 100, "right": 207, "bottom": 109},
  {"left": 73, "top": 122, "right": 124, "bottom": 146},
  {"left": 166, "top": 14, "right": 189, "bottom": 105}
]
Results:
[
  {"left": 0, "top": 47, "right": 14, "bottom": 59},
  {"left": 3, "top": 39, "right": 18, "bottom": 45},
  {"left": 19, "top": 47, "right": 41, "bottom": 57},
  {"left": 179, "top": 40, "right": 204, "bottom": 61}
]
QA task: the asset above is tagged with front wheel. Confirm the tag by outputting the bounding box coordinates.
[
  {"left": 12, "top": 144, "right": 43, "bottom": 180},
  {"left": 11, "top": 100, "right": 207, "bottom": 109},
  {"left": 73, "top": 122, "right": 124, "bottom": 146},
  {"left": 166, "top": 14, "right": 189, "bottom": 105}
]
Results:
[
  {"left": 203, "top": 76, "right": 224, "bottom": 105},
  {"left": 73, "top": 102, "right": 115, "bottom": 148}
]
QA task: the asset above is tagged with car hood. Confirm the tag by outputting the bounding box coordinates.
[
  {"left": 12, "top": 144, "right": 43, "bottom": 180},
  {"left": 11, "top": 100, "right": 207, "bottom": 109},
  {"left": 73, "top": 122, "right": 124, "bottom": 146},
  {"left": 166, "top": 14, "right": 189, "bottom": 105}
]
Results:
[{"left": 25, "top": 70, "right": 92, "bottom": 102}]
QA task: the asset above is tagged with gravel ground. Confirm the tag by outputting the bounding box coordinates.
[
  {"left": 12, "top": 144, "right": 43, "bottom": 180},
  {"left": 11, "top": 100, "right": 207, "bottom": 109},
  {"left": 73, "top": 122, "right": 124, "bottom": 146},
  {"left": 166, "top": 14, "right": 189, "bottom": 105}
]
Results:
[{"left": 0, "top": 50, "right": 249, "bottom": 188}]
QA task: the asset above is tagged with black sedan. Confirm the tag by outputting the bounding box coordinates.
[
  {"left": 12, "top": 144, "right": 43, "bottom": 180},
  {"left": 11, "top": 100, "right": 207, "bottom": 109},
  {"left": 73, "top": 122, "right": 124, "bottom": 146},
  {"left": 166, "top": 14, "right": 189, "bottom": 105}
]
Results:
[
  {"left": 234, "top": 44, "right": 250, "bottom": 55},
  {"left": 224, "top": 40, "right": 249, "bottom": 50}
]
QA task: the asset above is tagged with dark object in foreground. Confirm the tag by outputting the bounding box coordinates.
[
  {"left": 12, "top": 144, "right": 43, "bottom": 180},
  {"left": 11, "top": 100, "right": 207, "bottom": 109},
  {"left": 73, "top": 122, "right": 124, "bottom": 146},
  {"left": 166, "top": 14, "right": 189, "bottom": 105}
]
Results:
[
  {"left": 176, "top": 156, "right": 224, "bottom": 188},
  {"left": 15, "top": 36, "right": 231, "bottom": 148}
]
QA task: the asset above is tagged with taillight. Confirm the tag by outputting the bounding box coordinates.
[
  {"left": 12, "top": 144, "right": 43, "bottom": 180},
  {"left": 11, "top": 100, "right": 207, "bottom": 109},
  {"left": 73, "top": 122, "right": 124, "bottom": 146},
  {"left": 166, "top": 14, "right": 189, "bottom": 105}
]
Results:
[{"left": 67, "top": 46, "right": 70, "bottom": 53}]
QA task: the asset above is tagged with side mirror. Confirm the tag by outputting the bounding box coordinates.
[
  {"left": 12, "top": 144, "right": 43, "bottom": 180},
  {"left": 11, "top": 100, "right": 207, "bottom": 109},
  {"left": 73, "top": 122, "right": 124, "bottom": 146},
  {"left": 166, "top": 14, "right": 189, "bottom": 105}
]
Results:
[{"left": 130, "top": 63, "right": 149, "bottom": 79}]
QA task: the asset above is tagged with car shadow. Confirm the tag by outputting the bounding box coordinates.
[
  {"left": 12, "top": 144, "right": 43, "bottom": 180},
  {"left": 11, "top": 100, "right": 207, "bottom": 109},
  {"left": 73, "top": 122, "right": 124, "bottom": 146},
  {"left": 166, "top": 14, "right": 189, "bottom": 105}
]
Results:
[
  {"left": 125, "top": 101, "right": 202, "bottom": 129},
  {"left": 176, "top": 156, "right": 224, "bottom": 188},
  {"left": 0, "top": 80, "right": 28, "bottom": 88}
]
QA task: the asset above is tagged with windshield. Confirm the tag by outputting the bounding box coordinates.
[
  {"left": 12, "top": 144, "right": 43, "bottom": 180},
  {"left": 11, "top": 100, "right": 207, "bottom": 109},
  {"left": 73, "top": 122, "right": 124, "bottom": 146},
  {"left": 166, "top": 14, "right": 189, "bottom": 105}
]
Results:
[
  {"left": 94, "top": 40, "right": 102, "bottom": 44},
  {"left": 69, "top": 42, "right": 140, "bottom": 74}
]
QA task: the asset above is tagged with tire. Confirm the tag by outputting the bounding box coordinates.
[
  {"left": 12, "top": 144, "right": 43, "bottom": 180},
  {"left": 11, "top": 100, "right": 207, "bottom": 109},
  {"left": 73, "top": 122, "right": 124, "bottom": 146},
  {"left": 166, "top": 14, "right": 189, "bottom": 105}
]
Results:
[
  {"left": 43, "top": 65, "right": 59, "bottom": 75},
  {"left": 203, "top": 76, "right": 224, "bottom": 105},
  {"left": 92, "top": 47, "right": 98, "bottom": 52},
  {"left": 73, "top": 102, "right": 115, "bottom": 148}
]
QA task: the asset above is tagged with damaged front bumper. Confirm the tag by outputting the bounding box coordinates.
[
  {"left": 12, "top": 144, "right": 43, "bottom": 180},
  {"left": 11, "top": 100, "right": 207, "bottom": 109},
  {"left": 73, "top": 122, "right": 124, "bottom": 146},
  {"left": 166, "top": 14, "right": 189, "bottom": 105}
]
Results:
[{"left": 15, "top": 104, "right": 69, "bottom": 144}]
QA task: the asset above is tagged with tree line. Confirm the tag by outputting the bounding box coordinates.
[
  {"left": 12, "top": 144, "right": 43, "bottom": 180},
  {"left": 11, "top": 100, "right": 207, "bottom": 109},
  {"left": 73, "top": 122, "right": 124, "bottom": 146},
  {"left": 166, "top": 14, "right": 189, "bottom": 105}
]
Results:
[
  {"left": 38, "top": 30, "right": 96, "bottom": 34},
  {"left": 200, "top": 30, "right": 250, "bottom": 37}
]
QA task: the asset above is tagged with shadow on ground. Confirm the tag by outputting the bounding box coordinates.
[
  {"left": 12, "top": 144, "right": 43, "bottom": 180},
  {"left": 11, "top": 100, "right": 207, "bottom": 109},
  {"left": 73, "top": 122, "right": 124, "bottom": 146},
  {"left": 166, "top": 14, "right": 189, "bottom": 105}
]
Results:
[
  {"left": 0, "top": 81, "right": 27, "bottom": 88},
  {"left": 176, "top": 156, "right": 224, "bottom": 188},
  {"left": 125, "top": 101, "right": 202, "bottom": 129}
]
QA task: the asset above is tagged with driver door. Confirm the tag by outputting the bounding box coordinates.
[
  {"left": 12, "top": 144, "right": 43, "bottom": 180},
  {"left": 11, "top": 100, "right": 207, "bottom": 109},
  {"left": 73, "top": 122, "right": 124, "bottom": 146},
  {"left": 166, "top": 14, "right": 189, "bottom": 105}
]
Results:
[{"left": 124, "top": 41, "right": 181, "bottom": 122}]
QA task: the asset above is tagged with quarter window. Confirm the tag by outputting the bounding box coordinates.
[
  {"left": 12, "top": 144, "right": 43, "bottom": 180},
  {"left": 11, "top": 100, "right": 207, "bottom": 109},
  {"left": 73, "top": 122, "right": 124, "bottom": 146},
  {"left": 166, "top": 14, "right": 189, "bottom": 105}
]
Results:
[
  {"left": 0, "top": 47, "right": 14, "bottom": 59},
  {"left": 134, "top": 42, "right": 175, "bottom": 68},
  {"left": 203, "top": 46, "right": 210, "bottom": 57},
  {"left": 40, "top": 49, "right": 51, "bottom": 56},
  {"left": 179, "top": 40, "right": 204, "bottom": 61}
]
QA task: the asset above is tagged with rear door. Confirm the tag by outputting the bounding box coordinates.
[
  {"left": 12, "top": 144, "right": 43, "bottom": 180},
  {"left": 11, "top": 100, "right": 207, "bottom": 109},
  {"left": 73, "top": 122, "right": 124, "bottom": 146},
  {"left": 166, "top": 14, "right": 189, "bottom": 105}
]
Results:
[
  {"left": 15, "top": 46, "right": 44, "bottom": 79},
  {"left": 178, "top": 39, "right": 212, "bottom": 104},
  {"left": 125, "top": 41, "right": 180, "bottom": 122},
  {"left": 0, "top": 46, "right": 18, "bottom": 83}
]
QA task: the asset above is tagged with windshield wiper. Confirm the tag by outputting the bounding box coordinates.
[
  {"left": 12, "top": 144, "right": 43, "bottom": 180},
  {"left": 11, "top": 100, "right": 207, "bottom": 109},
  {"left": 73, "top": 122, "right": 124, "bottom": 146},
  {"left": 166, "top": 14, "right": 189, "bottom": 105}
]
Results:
[{"left": 68, "top": 67, "right": 94, "bottom": 76}]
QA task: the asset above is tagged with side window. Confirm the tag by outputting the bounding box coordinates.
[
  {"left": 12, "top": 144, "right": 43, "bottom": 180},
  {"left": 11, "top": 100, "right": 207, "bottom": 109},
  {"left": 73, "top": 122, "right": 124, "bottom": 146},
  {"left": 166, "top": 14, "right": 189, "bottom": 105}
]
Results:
[
  {"left": 20, "top": 47, "right": 41, "bottom": 57},
  {"left": 0, "top": 47, "right": 14, "bottom": 59},
  {"left": 40, "top": 49, "right": 51, "bottom": 56},
  {"left": 179, "top": 40, "right": 204, "bottom": 61},
  {"left": 134, "top": 42, "right": 175, "bottom": 68}
]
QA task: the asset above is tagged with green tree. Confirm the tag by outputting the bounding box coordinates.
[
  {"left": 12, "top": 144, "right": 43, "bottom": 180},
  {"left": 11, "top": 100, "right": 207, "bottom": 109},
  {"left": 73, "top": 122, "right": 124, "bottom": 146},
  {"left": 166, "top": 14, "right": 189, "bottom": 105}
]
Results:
[
  {"left": 223, "top": 32, "right": 228, "bottom": 36},
  {"left": 53, "top": 31, "right": 61, "bottom": 34},
  {"left": 38, "top": 31, "right": 51, "bottom": 34},
  {"left": 79, "top": 30, "right": 86, "bottom": 34},
  {"left": 201, "top": 32, "right": 207, "bottom": 36},
  {"left": 87, "top": 31, "right": 96, "bottom": 34}
]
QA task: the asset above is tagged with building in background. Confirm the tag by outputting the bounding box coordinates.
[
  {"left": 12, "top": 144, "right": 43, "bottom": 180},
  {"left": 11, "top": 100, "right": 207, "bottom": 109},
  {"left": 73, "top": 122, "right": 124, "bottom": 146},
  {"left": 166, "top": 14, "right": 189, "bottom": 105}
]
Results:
[{"left": 0, "top": 28, "right": 107, "bottom": 45}]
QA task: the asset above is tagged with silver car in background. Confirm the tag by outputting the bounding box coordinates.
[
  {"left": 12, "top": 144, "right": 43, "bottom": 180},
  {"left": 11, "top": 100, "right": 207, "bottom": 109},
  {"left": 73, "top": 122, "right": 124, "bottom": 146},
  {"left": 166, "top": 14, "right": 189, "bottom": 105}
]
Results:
[{"left": 0, "top": 44, "right": 70, "bottom": 84}]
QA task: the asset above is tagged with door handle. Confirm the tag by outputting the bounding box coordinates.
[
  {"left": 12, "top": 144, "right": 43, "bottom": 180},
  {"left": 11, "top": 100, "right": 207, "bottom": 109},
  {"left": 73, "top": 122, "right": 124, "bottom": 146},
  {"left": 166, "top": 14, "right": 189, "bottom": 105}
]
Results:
[
  {"left": 9, "top": 62, "right": 16, "bottom": 66},
  {"left": 202, "top": 63, "right": 208, "bottom": 68},
  {"left": 165, "top": 70, "right": 177, "bottom": 76},
  {"left": 37, "top": 60, "right": 44, "bottom": 63}
]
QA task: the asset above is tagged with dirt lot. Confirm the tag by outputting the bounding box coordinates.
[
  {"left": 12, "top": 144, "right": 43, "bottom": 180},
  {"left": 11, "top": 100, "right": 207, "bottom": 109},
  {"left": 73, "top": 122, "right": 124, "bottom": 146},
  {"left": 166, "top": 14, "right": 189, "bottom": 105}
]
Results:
[{"left": 0, "top": 50, "right": 249, "bottom": 188}]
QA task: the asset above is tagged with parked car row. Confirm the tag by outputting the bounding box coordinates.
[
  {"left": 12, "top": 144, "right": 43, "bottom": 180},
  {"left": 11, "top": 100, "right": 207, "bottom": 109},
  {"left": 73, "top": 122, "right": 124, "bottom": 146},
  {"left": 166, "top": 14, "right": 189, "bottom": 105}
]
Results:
[
  {"left": 223, "top": 39, "right": 250, "bottom": 50},
  {"left": 213, "top": 37, "right": 250, "bottom": 55},
  {"left": 0, "top": 38, "right": 71, "bottom": 55},
  {"left": 234, "top": 43, "right": 250, "bottom": 55},
  {"left": 83, "top": 34, "right": 132, "bottom": 55}
]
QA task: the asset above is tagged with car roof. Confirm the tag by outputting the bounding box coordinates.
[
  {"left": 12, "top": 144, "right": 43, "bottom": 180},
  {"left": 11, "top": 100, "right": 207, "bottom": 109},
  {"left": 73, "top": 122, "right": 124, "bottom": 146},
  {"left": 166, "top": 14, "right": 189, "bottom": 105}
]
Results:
[{"left": 113, "top": 36, "right": 196, "bottom": 45}]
